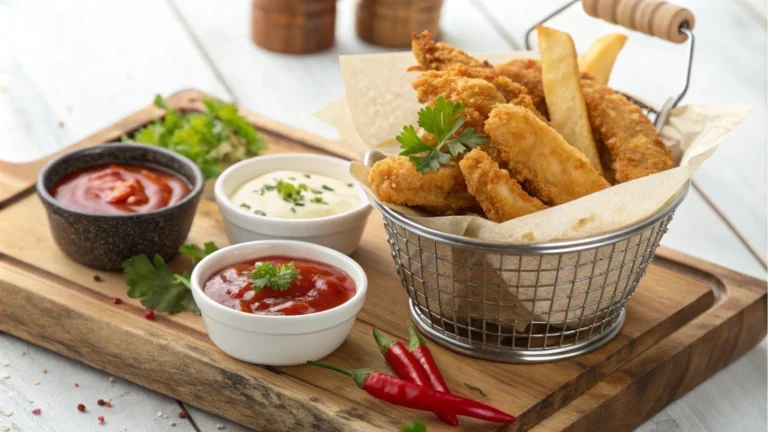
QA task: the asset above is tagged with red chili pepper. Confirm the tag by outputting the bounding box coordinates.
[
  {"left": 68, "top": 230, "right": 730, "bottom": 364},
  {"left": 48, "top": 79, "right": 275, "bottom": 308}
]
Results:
[
  {"left": 407, "top": 322, "right": 454, "bottom": 399},
  {"left": 372, "top": 328, "right": 458, "bottom": 426},
  {"left": 306, "top": 361, "right": 517, "bottom": 424}
]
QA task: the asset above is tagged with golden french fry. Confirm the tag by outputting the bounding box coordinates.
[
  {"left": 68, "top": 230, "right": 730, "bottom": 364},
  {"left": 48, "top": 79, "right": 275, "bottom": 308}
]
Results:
[
  {"left": 537, "top": 26, "right": 604, "bottom": 176},
  {"left": 578, "top": 33, "right": 628, "bottom": 85}
]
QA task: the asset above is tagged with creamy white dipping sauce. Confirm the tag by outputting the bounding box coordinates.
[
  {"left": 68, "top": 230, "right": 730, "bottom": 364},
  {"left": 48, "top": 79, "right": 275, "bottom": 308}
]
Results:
[{"left": 229, "top": 170, "right": 362, "bottom": 219}]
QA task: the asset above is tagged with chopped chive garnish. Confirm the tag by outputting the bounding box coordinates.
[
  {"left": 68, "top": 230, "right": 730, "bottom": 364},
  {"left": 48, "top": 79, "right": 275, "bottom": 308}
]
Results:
[
  {"left": 311, "top": 189, "right": 322, "bottom": 195},
  {"left": 322, "top": 185, "right": 334, "bottom": 192},
  {"left": 290, "top": 207, "right": 296, "bottom": 213},
  {"left": 347, "top": 183, "right": 354, "bottom": 187},
  {"left": 304, "top": 174, "right": 311, "bottom": 179},
  {"left": 295, "top": 202, "right": 305, "bottom": 207},
  {"left": 240, "top": 203, "right": 252, "bottom": 210},
  {"left": 311, "top": 197, "right": 328, "bottom": 205},
  {"left": 288, "top": 176, "right": 296, "bottom": 181},
  {"left": 253, "top": 210, "right": 266, "bottom": 216}
]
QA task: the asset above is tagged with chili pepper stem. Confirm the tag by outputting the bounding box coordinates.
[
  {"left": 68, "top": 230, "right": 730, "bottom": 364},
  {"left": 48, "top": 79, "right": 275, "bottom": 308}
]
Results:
[
  {"left": 371, "top": 327, "right": 394, "bottom": 355},
  {"left": 306, "top": 361, "right": 373, "bottom": 389},
  {"left": 407, "top": 321, "right": 426, "bottom": 351}
]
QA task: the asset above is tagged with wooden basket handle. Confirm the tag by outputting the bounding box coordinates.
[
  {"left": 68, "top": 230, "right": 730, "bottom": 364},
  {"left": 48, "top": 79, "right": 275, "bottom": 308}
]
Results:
[{"left": 582, "top": 0, "right": 695, "bottom": 43}]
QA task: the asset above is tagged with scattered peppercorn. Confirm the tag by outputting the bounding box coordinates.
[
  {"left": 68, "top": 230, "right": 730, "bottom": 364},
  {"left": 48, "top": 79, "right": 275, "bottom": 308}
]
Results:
[
  {"left": 97, "top": 416, "right": 105, "bottom": 424},
  {"left": 74, "top": 383, "right": 79, "bottom": 387},
  {"left": 31, "top": 408, "right": 41, "bottom": 415},
  {"left": 113, "top": 298, "right": 122, "bottom": 305},
  {"left": 104, "top": 401, "right": 112, "bottom": 408},
  {"left": 77, "top": 404, "right": 85, "bottom": 412},
  {"left": 97, "top": 399, "right": 105, "bottom": 406},
  {"left": 144, "top": 310, "right": 155, "bottom": 320},
  {"left": 93, "top": 275, "right": 103, "bottom": 282},
  {"left": 178, "top": 411, "right": 188, "bottom": 419}
]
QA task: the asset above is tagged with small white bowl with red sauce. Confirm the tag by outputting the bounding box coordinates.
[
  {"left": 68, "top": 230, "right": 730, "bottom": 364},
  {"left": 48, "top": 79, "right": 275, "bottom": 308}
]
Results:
[{"left": 190, "top": 240, "right": 367, "bottom": 366}]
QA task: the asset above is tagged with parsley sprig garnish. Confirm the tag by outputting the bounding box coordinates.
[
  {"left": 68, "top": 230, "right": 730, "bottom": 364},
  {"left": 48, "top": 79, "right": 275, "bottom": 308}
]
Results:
[
  {"left": 122, "top": 242, "right": 219, "bottom": 314},
  {"left": 397, "top": 96, "right": 488, "bottom": 174},
  {"left": 250, "top": 262, "right": 300, "bottom": 292}
]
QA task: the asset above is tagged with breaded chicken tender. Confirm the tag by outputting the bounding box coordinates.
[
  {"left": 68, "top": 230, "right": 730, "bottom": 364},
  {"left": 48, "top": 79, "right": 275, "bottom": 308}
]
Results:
[
  {"left": 485, "top": 105, "right": 610, "bottom": 205},
  {"left": 494, "top": 59, "right": 549, "bottom": 118},
  {"left": 459, "top": 148, "right": 547, "bottom": 222},
  {"left": 369, "top": 156, "right": 478, "bottom": 215},
  {"left": 581, "top": 80, "right": 675, "bottom": 182},
  {"left": 411, "top": 31, "right": 490, "bottom": 71}
]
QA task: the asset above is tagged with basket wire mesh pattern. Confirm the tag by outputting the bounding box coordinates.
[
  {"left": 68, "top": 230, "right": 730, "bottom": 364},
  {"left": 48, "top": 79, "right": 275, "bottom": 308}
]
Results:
[{"left": 376, "top": 196, "right": 683, "bottom": 362}]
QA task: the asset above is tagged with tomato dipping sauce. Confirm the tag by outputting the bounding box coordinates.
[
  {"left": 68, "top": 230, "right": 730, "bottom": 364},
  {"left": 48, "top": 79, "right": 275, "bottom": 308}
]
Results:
[
  {"left": 52, "top": 164, "right": 190, "bottom": 214},
  {"left": 203, "top": 256, "right": 356, "bottom": 316}
]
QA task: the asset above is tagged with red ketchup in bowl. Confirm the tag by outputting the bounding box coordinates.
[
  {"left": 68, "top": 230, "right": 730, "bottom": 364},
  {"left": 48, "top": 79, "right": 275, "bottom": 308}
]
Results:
[{"left": 203, "top": 256, "right": 356, "bottom": 315}]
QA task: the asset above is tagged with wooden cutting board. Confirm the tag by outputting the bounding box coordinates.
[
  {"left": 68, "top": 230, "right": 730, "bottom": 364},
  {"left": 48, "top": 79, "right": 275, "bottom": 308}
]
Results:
[{"left": 0, "top": 89, "right": 765, "bottom": 432}]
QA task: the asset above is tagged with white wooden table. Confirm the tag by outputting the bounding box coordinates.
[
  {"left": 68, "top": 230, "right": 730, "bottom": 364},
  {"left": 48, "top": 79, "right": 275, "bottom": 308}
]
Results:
[{"left": 1, "top": 0, "right": 765, "bottom": 431}]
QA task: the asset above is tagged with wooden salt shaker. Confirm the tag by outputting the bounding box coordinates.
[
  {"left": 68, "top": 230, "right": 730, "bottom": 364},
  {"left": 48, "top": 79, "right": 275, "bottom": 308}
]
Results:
[
  {"left": 251, "top": 0, "right": 336, "bottom": 54},
  {"left": 355, "top": 0, "right": 444, "bottom": 48}
]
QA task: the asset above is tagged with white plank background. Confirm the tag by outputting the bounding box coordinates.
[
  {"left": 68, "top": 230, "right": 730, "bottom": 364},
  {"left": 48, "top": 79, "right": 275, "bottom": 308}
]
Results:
[{"left": 0, "top": 0, "right": 766, "bottom": 431}]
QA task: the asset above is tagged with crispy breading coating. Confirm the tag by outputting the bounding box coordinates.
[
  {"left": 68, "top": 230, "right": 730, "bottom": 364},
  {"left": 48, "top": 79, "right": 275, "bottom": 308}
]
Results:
[
  {"left": 413, "top": 71, "right": 505, "bottom": 119},
  {"left": 411, "top": 31, "right": 490, "bottom": 71},
  {"left": 581, "top": 80, "right": 675, "bottom": 182},
  {"left": 494, "top": 59, "right": 549, "bottom": 119},
  {"left": 485, "top": 104, "right": 610, "bottom": 205},
  {"left": 368, "top": 156, "right": 478, "bottom": 215},
  {"left": 459, "top": 148, "right": 547, "bottom": 222}
]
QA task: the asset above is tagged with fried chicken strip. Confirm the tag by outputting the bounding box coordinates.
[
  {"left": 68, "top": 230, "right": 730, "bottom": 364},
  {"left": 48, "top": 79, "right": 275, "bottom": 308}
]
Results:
[
  {"left": 485, "top": 105, "right": 610, "bottom": 205},
  {"left": 494, "top": 59, "right": 549, "bottom": 118},
  {"left": 459, "top": 148, "right": 547, "bottom": 222},
  {"left": 369, "top": 156, "right": 478, "bottom": 215},
  {"left": 411, "top": 30, "right": 490, "bottom": 71},
  {"left": 581, "top": 80, "right": 675, "bottom": 182}
]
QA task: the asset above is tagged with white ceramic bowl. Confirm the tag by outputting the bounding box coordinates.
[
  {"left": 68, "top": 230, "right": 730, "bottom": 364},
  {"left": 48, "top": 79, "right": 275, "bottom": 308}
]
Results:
[
  {"left": 214, "top": 154, "right": 372, "bottom": 255},
  {"left": 190, "top": 240, "right": 368, "bottom": 366}
]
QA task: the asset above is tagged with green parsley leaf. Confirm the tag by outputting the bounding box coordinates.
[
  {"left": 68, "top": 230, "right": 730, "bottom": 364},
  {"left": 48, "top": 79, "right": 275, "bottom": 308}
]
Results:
[
  {"left": 123, "top": 95, "right": 267, "bottom": 180},
  {"left": 402, "top": 421, "right": 427, "bottom": 432},
  {"left": 179, "top": 242, "right": 219, "bottom": 266},
  {"left": 250, "top": 262, "right": 299, "bottom": 292},
  {"left": 122, "top": 242, "right": 219, "bottom": 314},
  {"left": 396, "top": 96, "right": 488, "bottom": 174}
]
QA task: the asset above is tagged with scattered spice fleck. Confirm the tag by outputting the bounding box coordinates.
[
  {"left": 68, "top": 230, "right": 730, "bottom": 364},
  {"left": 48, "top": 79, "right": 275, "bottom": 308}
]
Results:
[
  {"left": 108, "top": 376, "right": 115, "bottom": 383},
  {"left": 144, "top": 310, "right": 155, "bottom": 320},
  {"left": 58, "top": 120, "right": 65, "bottom": 128},
  {"left": 31, "top": 408, "right": 41, "bottom": 416},
  {"left": 169, "top": 421, "right": 176, "bottom": 427},
  {"left": 178, "top": 411, "right": 188, "bottom": 419},
  {"left": 33, "top": 381, "right": 40, "bottom": 386},
  {"left": 41, "top": 368, "right": 47, "bottom": 374},
  {"left": 97, "top": 399, "right": 105, "bottom": 406},
  {"left": 93, "top": 275, "right": 104, "bottom": 282},
  {"left": 21, "top": 352, "right": 25, "bottom": 356},
  {"left": 104, "top": 401, "right": 112, "bottom": 408},
  {"left": 0, "top": 373, "right": 9, "bottom": 380},
  {"left": 74, "top": 383, "right": 80, "bottom": 387},
  {"left": 216, "top": 424, "right": 225, "bottom": 430},
  {"left": 77, "top": 404, "right": 86, "bottom": 412},
  {"left": 113, "top": 297, "right": 122, "bottom": 304},
  {"left": 2, "top": 411, "right": 11, "bottom": 417},
  {"left": 97, "top": 415, "right": 105, "bottom": 424}
]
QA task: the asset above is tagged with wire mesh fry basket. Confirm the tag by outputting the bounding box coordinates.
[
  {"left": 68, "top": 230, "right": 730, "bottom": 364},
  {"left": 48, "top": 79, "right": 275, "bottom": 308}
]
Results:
[{"left": 369, "top": 0, "right": 696, "bottom": 362}]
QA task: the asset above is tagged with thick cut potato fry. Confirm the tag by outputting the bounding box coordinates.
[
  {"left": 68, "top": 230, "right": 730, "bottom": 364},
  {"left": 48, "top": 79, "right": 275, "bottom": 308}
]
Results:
[
  {"left": 537, "top": 26, "right": 604, "bottom": 176},
  {"left": 578, "top": 33, "right": 627, "bottom": 85}
]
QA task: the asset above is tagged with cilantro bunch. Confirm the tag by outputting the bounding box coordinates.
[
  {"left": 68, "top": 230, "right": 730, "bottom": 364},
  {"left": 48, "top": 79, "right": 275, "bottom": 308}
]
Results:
[
  {"left": 122, "top": 242, "right": 219, "bottom": 314},
  {"left": 124, "top": 95, "right": 267, "bottom": 179},
  {"left": 397, "top": 96, "right": 488, "bottom": 173}
]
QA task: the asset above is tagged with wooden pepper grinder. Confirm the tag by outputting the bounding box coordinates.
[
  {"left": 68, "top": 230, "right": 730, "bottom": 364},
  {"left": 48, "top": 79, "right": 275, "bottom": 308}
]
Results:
[
  {"left": 251, "top": 0, "right": 336, "bottom": 54},
  {"left": 355, "top": 0, "right": 444, "bottom": 48}
]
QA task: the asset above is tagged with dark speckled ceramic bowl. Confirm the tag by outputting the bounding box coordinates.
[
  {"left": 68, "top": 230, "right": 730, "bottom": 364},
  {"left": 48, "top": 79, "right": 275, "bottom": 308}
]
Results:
[{"left": 36, "top": 143, "right": 204, "bottom": 271}]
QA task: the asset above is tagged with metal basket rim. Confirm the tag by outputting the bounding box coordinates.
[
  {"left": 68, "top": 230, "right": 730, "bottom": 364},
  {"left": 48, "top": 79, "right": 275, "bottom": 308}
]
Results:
[{"left": 374, "top": 180, "right": 689, "bottom": 255}]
